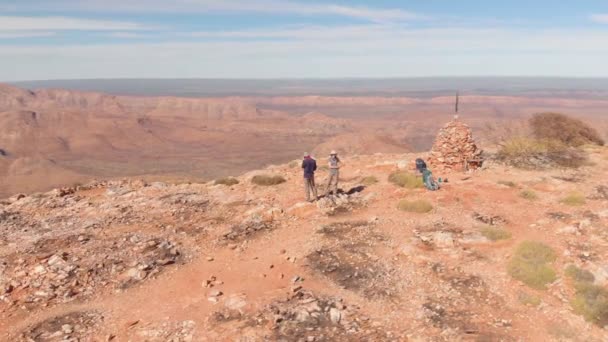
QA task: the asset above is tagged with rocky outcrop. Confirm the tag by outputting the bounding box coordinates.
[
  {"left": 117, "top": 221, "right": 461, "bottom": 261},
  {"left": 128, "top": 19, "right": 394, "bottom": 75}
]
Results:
[{"left": 428, "top": 119, "right": 482, "bottom": 171}]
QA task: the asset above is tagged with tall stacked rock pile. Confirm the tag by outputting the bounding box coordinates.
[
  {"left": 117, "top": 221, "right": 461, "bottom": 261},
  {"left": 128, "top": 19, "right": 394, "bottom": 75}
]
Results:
[{"left": 428, "top": 119, "right": 482, "bottom": 171}]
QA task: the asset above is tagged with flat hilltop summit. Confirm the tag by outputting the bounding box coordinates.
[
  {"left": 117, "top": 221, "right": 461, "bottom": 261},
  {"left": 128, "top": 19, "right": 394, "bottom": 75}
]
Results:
[{"left": 1, "top": 146, "right": 608, "bottom": 341}]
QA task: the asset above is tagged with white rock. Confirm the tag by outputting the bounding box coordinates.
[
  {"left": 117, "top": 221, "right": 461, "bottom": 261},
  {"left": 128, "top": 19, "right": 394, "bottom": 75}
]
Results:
[
  {"left": 329, "top": 308, "right": 342, "bottom": 323},
  {"left": 432, "top": 232, "right": 455, "bottom": 248}
]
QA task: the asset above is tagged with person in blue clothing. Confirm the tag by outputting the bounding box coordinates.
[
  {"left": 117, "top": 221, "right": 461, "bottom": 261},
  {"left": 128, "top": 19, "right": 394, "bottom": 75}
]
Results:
[
  {"left": 302, "top": 152, "right": 318, "bottom": 202},
  {"left": 416, "top": 158, "right": 441, "bottom": 191}
]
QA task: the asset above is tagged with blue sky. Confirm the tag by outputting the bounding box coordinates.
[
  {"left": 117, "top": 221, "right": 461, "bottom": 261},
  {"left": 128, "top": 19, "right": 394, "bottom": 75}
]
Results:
[{"left": 1, "top": 0, "right": 608, "bottom": 81}]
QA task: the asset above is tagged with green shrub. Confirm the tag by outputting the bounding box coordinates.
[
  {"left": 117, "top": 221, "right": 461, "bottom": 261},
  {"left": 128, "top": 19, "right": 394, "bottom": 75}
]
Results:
[
  {"left": 571, "top": 283, "right": 608, "bottom": 326},
  {"left": 530, "top": 113, "right": 605, "bottom": 147},
  {"left": 481, "top": 227, "right": 512, "bottom": 241},
  {"left": 361, "top": 176, "right": 379, "bottom": 186},
  {"left": 508, "top": 241, "right": 557, "bottom": 290},
  {"left": 520, "top": 190, "right": 538, "bottom": 200},
  {"left": 498, "top": 180, "right": 517, "bottom": 188},
  {"left": 214, "top": 177, "right": 239, "bottom": 186},
  {"left": 565, "top": 265, "right": 595, "bottom": 284},
  {"left": 397, "top": 199, "right": 433, "bottom": 213},
  {"left": 251, "top": 175, "right": 286, "bottom": 186},
  {"left": 560, "top": 192, "right": 586, "bottom": 206},
  {"left": 389, "top": 172, "right": 423, "bottom": 189}
]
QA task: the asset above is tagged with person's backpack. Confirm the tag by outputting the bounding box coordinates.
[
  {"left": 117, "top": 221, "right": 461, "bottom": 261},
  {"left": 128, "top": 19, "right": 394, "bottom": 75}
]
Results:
[
  {"left": 415, "top": 158, "right": 427, "bottom": 173},
  {"left": 422, "top": 169, "right": 440, "bottom": 191}
]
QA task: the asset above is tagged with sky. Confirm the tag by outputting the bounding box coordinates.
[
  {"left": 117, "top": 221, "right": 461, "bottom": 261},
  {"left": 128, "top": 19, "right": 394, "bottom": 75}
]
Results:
[{"left": 1, "top": 0, "right": 608, "bottom": 81}]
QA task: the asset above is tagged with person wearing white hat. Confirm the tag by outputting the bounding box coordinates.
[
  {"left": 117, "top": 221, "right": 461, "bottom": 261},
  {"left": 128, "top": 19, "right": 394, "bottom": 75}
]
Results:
[{"left": 325, "top": 150, "right": 342, "bottom": 196}]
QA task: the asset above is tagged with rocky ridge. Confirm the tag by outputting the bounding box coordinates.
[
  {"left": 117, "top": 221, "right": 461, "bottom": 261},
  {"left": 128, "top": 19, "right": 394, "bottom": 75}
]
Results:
[{"left": 1, "top": 147, "right": 608, "bottom": 341}]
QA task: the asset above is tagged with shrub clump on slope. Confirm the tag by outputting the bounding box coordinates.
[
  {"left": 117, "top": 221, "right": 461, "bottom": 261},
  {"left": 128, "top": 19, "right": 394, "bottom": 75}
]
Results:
[
  {"left": 507, "top": 241, "right": 557, "bottom": 290},
  {"left": 564, "top": 264, "right": 608, "bottom": 327},
  {"left": 251, "top": 174, "right": 286, "bottom": 186},
  {"left": 496, "top": 113, "right": 602, "bottom": 169},
  {"left": 388, "top": 172, "right": 423, "bottom": 189},
  {"left": 214, "top": 177, "right": 239, "bottom": 186},
  {"left": 397, "top": 199, "right": 433, "bottom": 213},
  {"left": 480, "top": 226, "right": 512, "bottom": 241},
  {"left": 560, "top": 192, "right": 586, "bottom": 206},
  {"left": 530, "top": 112, "right": 605, "bottom": 147},
  {"left": 497, "top": 137, "right": 587, "bottom": 169}
]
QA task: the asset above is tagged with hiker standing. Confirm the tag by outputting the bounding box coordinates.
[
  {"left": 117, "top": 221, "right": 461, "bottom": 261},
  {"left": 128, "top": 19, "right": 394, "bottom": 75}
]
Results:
[
  {"left": 325, "top": 150, "right": 342, "bottom": 196},
  {"left": 302, "top": 152, "right": 318, "bottom": 202}
]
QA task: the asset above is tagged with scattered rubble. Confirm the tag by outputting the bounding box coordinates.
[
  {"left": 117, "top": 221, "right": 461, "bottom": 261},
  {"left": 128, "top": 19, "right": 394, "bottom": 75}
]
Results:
[{"left": 20, "top": 311, "right": 103, "bottom": 342}]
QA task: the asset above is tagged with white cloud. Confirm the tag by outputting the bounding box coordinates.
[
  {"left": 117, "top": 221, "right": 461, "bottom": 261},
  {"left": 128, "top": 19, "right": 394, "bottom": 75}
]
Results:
[
  {"left": 0, "top": 1, "right": 420, "bottom": 23},
  {"left": 106, "top": 32, "right": 147, "bottom": 38},
  {"left": 2, "top": 27, "right": 608, "bottom": 81},
  {"left": 0, "top": 31, "right": 56, "bottom": 38},
  {"left": 590, "top": 14, "right": 608, "bottom": 24},
  {"left": 0, "top": 16, "right": 147, "bottom": 31}
]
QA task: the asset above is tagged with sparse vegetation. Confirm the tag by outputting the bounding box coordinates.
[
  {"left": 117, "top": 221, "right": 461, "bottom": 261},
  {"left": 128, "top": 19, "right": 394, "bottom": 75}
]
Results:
[
  {"left": 251, "top": 175, "right": 286, "bottom": 186},
  {"left": 361, "top": 176, "right": 379, "bottom": 186},
  {"left": 571, "top": 283, "right": 608, "bottom": 327},
  {"left": 480, "top": 226, "right": 512, "bottom": 241},
  {"left": 388, "top": 172, "right": 423, "bottom": 189},
  {"left": 530, "top": 112, "right": 605, "bottom": 147},
  {"left": 288, "top": 161, "right": 299, "bottom": 168},
  {"left": 214, "top": 177, "right": 239, "bottom": 186},
  {"left": 508, "top": 241, "right": 557, "bottom": 290},
  {"left": 518, "top": 292, "right": 541, "bottom": 307},
  {"left": 498, "top": 180, "right": 517, "bottom": 188},
  {"left": 565, "top": 265, "right": 595, "bottom": 284},
  {"left": 560, "top": 192, "right": 586, "bottom": 206},
  {"left": 497, "top": 137, "right": 587, "bottom": 169},
  {"left": 563, "top": 264, "right": 608, "bottom": 326},
  {"left": 519, "top": 189, "right": 538, "bottom": 200},
  {"left": 397, "top": 199, "right": 433, "bottom": 213}
]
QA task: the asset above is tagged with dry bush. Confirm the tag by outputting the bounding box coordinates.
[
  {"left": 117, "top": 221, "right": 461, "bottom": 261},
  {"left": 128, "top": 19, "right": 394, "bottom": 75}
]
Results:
[
  {"left": 520, "top": 190, "right": 538, "bottom": 200},
  {"left": 288, "top": 161, "right": 299, "bottom": 168},
  {"left": 530, "top": 113, "right": 605, "bottom": 147},
  {"left": 497, "top": 180, "right": 517, "bottom": 188},
  {"left": 560, "top": 192, "right": 586, "bottom": 206},
  {"left": 214, "top": 177, "right": 239, "bottom": 186},
  {"left": 388, "top": 172, "right": 423, "bottom": 189},
  {"left": 361, "top": 176, "right": 379, "bottom": 186},
  {"left": 497, "top": 137, "right": 587, "bottom": 169},
  {"left": 565, "top": 265, "right": 595, "bottom": 284},
  {"left": 572, "top": 283, "right": 608, "bottom": 327},
  {"left": 508, "top": 241, "right": 557, "bottom": 290},
  {"left": 251, "top": 175, "right": 286, "bottom": 186},
  {"left": 518, "top": 292, "right": 541, "bottom": 307},
  {"left": 397, "top": 199, "right": 433, "bottom": 213},
  {"left": 480, "top": 226, "right": 512, "bottom": 241}
]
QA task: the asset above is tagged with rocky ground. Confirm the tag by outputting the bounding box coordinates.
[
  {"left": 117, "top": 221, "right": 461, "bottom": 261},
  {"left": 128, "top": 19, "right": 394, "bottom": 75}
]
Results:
[{"left": 1, "top": 147, "right": 608, "bottom": 341}]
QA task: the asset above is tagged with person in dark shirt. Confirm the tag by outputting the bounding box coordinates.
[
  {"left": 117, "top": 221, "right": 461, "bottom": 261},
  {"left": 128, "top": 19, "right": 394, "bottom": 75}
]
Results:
[{"left": 302, "top": 152, "right": 318, "bottom": 202}]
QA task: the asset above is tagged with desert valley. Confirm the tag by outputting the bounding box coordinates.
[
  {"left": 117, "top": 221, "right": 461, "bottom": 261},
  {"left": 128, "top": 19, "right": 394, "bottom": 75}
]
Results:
[{"left": 1, "top": 81, "right": 607, "bottom": 198}]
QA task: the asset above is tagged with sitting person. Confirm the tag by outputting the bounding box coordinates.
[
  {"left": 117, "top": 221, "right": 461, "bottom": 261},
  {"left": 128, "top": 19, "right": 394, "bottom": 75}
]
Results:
[{"left": 416, "top": 158, "right": 441, "bottom": 191}]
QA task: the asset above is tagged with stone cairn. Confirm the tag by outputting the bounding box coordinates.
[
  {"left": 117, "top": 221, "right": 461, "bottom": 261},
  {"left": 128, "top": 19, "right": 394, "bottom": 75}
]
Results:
[{"left": 428, "top": 118, "right": 483, "bottom": 171}]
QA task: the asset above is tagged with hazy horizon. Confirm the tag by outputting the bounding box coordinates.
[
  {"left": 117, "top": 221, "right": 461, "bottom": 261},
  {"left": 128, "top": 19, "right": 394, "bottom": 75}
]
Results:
[{"left": 11, "top": 77, "right": 608, "bottom": 98}]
